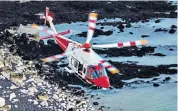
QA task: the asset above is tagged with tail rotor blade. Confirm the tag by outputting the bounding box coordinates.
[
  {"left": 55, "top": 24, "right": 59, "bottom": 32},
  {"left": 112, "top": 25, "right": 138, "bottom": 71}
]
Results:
[
  {"left": 92, "top": 40, "right": 148, "bottom": 48},
  {"left": 86, "top": 13, "right": 98, "bottom": 43}
]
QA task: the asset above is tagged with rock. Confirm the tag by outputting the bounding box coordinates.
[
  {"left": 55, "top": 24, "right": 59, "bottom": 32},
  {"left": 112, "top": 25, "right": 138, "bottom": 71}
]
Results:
[
  {"left": 152, "top": 53, "right": 166, "bottom": 56},
  {"left": 154, "top": 28, "right": 168, "bottom": 32},
  {"left": 0, "top": 61, "right": 4, "bottom": 68},
  {"left": 93, "top": 102, "right": 99, "bottom": 105},
  {"left": 141, "top": 35, "right": 149, "bottom": 38},
  {"left": 10, "top": 85, "right": 18, "bottom": 89},
  {"left": 129, "top": 32, "right": 133, "bottom": 35},
  {"left": 28, "top": 85, "right": 38, "bottom": 95},
  {"left": 117, "top": 24, "right": 124, "bottom": 30},
  {"left": 0, "top": 97, "right": 5, "bottom": 107},
  {"left": 120, "top": 29, "right": 124, "bottom": 32},
  {"left": 125, "top": 23, "right": 131, "bottom": 28},
  {"left": 100, "top": 27, "right": 104, "bottom": 29},
  {"left": 164, "top": 77, "right": 171, "bottom": 81},
  {"left": 76, "top": 29, "right": 113, "bottom": 37},
  {"left": 169, "top": 28, "right": 176, "bottom": 34},
  {"left": 151, "top": 78, "right": 159, "bottom": 81},
  {"left": 68, "top": 108, "right": 74, "bottom": 111},
  {"left": 9, "top": 93, "right": 16, "bottom": 101},
  {"left": 0, "top": 105, "right": 11, "bottom": 111},
  {"left": 155, "top": 19, "right": 161, "bottom": 23},
  {"left": 36, "top": 92, "right": 49, "bottom": 101},
  {"left": 10, "top": 73, "right": 24, "bottom": 83},
  {"left": 52, "top": 94, "right": 58, "bottom": 100},
  {"left": 153, "top": 83, "right": 160, "bottom": 87},
  {"left": 171, "top": 25, "right": 177, "bottom": 29},
  {"left": 40, "top": 101, "right": 48, "bottom": 107}
]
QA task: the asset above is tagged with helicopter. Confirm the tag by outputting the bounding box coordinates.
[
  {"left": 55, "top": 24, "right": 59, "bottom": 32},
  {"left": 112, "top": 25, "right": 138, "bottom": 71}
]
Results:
[{"left": 32, "top": 7, "right": 148, "bottom": 88}]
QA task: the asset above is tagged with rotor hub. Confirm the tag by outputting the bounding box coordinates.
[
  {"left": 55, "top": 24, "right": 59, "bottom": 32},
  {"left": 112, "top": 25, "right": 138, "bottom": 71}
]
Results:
[{"left": 82, "top": 43, "right": 91, "bottom": 49}]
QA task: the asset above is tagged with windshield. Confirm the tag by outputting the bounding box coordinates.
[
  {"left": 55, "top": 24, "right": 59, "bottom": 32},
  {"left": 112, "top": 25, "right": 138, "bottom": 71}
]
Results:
[{"left": 87, "top": 64, "right": 107, "bottom": 79}]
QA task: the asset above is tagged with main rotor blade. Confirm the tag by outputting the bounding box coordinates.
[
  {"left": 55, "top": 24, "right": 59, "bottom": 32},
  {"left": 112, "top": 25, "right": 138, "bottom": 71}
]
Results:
[
  {"left": 32, "top": 24, "right": 81, "bottom": 46},
  {"left": 42, "top": 53, "right": 67, "bottom": 62},
  {"left": 92, "top": 40, "right": 148, "bottom": 48},
  {"left": 42, "top": 48, "right": 82, "bottom": 62},
  {"left": 86, "top": 13, "right": 98, "bottom": 43}
]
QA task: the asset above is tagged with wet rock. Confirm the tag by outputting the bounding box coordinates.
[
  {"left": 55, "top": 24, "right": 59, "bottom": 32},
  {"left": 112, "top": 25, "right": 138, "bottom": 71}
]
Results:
[
  {"left": 120, "top": 29, "right": 124, "bottom": 32},
  {"left": 100, "top": 27, "right": 104, "bottom": 29},
  {"left": 151, "top": 78, "right": 159, "bottom": 81},
  {"left": 152, "top": 53, "right": 166, "bottom": 56},
  {"left": 125, "top": 23, "right": 131, "bottom": 28},
  {"left": 0, "top": 97, "right": 5, "bottom": 107},
  {"left": 155, "top": 19, "right": 161, "bottom": 23},
  {"left": 154, "top": 28, "right": 168, "bottom": 32},
  {"left": 169, "top": 28, "right": 176, "bottom": 34},
  {"left": 169, "top": 48, "right": 174, "bottom": 51},
  {"left": 77, "top": 29, "right": 113, "bottom": 37},
  {"left": 36, "top": 92, "right": 49, "bottom": 101},
  {"left": 141, "top": 35, "right": 149, "bottom": 38},
  {"left": 164, "top": 77, "right": 171, "bottom": 81},
  {"left": 117, "top": 23, "right": 125, "bottom": 30},
  {"left": 93, "top": 102, "right": 99, "bottom": 105},
  {"left": 129, "top": 32, "right": 133, "bottom": 35},
  {"left": 171, "top": 25, "right": 177, "bottom": 29},
  {"left": 153, "top": 83, "right": 160, "bottom": 87}
]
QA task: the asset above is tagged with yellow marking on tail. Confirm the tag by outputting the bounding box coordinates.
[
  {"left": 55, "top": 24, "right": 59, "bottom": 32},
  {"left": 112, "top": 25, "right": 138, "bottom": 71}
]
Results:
[
  {"left": 111, "top": 69, "right": 120, "bottom": 74},
  {"left": 90, "top": 13, "right": 98, "bottom": 18},
  {"left": 141, "top": 40, "right": 148, "bottom": 45},
  {"left": 41, "top": 58, "right": 50, "bottom": 62}
]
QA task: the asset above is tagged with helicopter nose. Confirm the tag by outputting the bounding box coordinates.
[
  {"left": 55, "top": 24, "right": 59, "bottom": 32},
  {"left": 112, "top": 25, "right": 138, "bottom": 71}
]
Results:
[{"left": 91, "top": 76, "right": 110, "bottom": 88}]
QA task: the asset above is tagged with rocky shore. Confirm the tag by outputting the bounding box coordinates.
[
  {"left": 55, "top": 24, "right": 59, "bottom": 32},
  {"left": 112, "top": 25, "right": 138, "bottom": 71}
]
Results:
[
  {"left": 0, "top": 1, "right": 177, "bottom": 111},
  {"left": 0, "top": 43, "right": 94, "bottom": 111}
]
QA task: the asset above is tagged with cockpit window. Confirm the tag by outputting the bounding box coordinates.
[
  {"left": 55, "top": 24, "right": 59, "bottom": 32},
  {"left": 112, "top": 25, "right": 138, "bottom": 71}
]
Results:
[{"left": 87, "top": 64, "right": 107, "bottom": 79}]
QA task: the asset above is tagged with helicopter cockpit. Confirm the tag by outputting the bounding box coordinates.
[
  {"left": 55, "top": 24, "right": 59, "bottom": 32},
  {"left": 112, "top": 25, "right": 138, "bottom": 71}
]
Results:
[{"left": 86, "top": 63, "right": 107, "bottom": 79}]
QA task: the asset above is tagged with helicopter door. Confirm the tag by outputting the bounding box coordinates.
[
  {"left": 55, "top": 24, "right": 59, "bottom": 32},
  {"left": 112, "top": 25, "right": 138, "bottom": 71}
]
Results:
[{"left": 70, "top": 57, "right": 79, "bottom": 72}]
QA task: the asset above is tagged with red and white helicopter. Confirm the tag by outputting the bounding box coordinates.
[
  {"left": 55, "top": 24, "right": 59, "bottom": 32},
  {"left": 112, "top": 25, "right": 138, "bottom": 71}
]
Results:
[{"left": 32, "top": 7, "right": 148, "bottom": 88}]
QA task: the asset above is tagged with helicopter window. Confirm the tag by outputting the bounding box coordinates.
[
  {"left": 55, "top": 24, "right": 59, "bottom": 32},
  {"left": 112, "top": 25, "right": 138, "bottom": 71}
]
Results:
[
  {"left": 83, "top": 68, "right": 86, "bottom": 74},
  {"left": 71, "top": 58, "right": 79, "bottom": 69},
  {"left": 92, "top": 70, "right": 100, "bottom": 78}
]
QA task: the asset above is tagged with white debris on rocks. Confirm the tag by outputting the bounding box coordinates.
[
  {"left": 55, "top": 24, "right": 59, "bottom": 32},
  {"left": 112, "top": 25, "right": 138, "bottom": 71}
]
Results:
[
  {"left": 0, "top": 47, "right": 95, "bottom": 110},
  {"left": 0, "top": 97, "right": 5, "bottom": 107},
  {"left": 9, "top": 93, "right": 16, "bottom": 101}
]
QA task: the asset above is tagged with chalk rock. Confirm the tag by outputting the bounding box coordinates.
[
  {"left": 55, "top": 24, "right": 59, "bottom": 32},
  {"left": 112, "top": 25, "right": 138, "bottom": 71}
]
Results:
[
  {"left": 9, "top": 93, "right": 16, "bottom": 101},
  {"left": 40, "top": 101, "right": 48, "bottom": 107},
  {"left": 0, "top": 105, "right": 11, "bottom": 111},
  {"left": 0, "top": 97, "right": 5, "bottom": 107},
  {"left": 36, "top": 93, "right": 49, "bottom": 101},
  {"left": 28, "top": 85, "right": 38, "bottom": 95},
  {"left": 0, "top": 61, "right": 4, "bottom": 68},
  {"left": 10, "top": 73, "right": 24, "bottom": 83}
]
